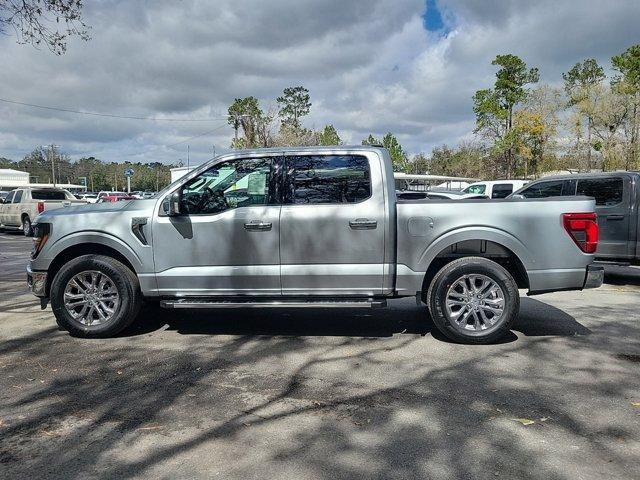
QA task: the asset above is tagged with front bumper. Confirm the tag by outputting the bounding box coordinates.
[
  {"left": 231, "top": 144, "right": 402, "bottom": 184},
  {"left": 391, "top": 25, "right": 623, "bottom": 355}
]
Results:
[
  {"left": 26, "top": 264, "right": 47, "bottom": 297},
  {"left": 583, "top": 264, "right": 604, "bottom": 289}
]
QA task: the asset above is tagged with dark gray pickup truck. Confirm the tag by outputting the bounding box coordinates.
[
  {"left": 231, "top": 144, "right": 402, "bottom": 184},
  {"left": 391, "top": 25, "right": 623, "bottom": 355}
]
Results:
[{"left": 512, "top": 172, "right": 639, "bottom": 263}]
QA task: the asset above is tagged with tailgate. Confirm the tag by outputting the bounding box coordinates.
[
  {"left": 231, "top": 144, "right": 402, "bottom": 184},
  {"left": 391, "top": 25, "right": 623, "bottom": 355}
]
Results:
[{"left": 41, "top": 200, "right": 80, "bottom": 211}]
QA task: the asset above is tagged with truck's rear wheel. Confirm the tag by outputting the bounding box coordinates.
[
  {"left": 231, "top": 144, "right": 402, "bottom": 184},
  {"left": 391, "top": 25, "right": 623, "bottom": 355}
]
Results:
[
  {"left": 22, "top": 216, "right": 33, "bottom": 236},
  {"left": 50, "top": 254, "right": 142, "bottom": 338},
  {"left": 427, "top": 257, "right": 519, "bottom": 344}
]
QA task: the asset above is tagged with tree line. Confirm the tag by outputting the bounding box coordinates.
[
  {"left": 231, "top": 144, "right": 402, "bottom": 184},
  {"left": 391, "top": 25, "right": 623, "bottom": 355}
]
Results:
[{"left": 0, "top": 148, "right": 174, "bottom": 192}]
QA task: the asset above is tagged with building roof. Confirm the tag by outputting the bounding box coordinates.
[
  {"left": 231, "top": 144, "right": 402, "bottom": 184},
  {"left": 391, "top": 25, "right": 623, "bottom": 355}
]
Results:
[{"left": 0, "top": 168, "right": 29, "bottom": 175}]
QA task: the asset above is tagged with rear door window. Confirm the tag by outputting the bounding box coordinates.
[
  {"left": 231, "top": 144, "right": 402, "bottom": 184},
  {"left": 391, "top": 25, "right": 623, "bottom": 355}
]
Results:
[
  {"left": 31, "top": 190, "right": 68, "bottom": 200},
  {"left": 519, "top": 180, "right": 564, "bottom": 198},
  {"left": 491, "top": 184, "right": 513, "bottom": 199},
  {"left": 12, "top": 190, "right": 23, "bottom": 203},
  {"left": 562, "top": 179, "right": 577, "bottom": 195},
  {"left": 284, "top": 155, "right": 371, "bottom": 204},
  {"left": 576, "top": 178, "right": 624, "bottom": 206}
]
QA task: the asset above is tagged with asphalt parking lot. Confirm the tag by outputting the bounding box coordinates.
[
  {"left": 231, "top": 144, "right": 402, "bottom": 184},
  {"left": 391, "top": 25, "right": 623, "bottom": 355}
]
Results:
[{"left": 0, "top": 232, "right": 639, "bottom": 479}]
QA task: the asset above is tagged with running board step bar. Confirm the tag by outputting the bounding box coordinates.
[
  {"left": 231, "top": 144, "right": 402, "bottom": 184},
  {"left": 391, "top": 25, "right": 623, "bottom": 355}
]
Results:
[{"left": 160, "top": 298, "right": 387, "bottom": 309}]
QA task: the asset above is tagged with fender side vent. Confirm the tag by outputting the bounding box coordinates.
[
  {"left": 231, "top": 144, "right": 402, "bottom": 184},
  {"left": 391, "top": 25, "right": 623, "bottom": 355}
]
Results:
[{"left": 131, "top": 217, "right": 149, "bottom": 245}]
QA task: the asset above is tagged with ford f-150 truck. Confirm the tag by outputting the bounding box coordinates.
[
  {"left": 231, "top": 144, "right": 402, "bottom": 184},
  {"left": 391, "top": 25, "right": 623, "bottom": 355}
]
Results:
[{"left": 27, "top": 146, "right": 603, "bottom": 343}]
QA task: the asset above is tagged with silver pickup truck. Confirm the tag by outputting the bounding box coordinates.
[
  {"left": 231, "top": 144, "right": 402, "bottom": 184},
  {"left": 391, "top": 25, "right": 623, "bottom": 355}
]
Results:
[{"left": 27, "top": 146, "right": 603, "bottom": 343}]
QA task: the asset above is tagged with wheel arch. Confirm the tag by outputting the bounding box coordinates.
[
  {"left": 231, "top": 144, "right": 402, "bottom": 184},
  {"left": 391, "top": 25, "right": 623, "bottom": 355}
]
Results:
[
  {"left": 419, "top": 230, "right": 531, "bottom": 300},
  {"left": 45, "top": 239, "right": 140, "bottom": 297}
]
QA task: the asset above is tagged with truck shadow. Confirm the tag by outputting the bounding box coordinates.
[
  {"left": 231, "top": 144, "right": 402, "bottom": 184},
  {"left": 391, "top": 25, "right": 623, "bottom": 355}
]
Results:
[
  {"left": 513, "top": 297, "right": 591, "bottom": 337},
  {"left": 123, "top": 301, "right": 433, "bottom": 339},
  {"left": 121, "top": 297, "right": 589, "bottom": 343},
  {"left": 603, "top": 265, "right": 640, "bottom": 286}
]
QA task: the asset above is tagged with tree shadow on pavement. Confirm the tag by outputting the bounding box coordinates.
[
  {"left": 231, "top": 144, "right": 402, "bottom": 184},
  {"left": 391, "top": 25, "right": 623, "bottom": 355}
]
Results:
[{"left": 0, "top": 296, "right": 638, "bottom": 479}]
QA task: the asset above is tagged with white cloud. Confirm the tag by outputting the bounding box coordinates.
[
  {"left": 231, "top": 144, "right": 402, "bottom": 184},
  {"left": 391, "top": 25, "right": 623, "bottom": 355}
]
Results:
[{"left": 0, "top": 0, "right": 638, "bottom": 164}]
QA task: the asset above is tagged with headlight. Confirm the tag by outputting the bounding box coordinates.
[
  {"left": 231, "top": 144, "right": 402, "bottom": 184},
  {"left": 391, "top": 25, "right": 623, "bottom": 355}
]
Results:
[{"left": 31, "top": 223, "right": 51, "bottom": 259}]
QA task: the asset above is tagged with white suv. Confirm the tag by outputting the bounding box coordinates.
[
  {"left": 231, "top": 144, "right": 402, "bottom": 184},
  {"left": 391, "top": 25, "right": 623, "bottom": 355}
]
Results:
[{"left": 462, "top": 180, "right": 529, "bottom": 199}]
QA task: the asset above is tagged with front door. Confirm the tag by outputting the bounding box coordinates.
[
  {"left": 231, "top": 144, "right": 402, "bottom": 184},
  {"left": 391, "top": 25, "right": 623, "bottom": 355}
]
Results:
[
  {"left": 279, "top": 153, "right": 386, "bottom": 296},
  {"left": 8, "top": 189, "right": 23, "bottom": 226},
  {"left": 152, "top": 155, "right": 282, "bottom": 296},
  {"left": 0, "top": 190, "right": 15, "bottom": 225}
]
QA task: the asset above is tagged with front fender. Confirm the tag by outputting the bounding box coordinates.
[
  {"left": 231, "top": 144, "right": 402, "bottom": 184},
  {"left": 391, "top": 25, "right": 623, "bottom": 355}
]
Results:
[{"left": 36, "top": 230, "right": 144, "bottom": 273}]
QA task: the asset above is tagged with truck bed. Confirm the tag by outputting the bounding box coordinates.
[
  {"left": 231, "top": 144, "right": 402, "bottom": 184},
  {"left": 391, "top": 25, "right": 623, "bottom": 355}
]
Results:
[{"left": 394, "top": 196, "right": 597, "bottom": 295}]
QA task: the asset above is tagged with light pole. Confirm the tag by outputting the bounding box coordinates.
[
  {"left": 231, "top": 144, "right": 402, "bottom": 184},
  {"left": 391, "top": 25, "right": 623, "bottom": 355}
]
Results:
[{"left": 41, "top": 145, "right": 60, "bottom": 187}]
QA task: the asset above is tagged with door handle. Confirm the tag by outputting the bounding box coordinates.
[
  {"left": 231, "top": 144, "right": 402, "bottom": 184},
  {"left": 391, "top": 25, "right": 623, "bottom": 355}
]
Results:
[
  {"left": 349, "top": 218, "right": 377, "bottom": 230},
  {"left": 244, "top": 220, "right": 272, "bottom": 231},
  {"left": 606, "top": 214, "right": 624, "bottom": 221}
]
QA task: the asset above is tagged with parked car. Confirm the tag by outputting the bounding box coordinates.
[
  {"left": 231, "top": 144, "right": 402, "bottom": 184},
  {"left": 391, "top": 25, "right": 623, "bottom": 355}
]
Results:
[
  {"left": 96, "top": 192, "right": 136, "bottom": 203},
  {"left": 131, "top": 191, "right": 155, "bottom": 199},
  {"left": 511, "top": 171, "right": 640, "bottom": 263},
  {"left": 462, "top": 180, "right": 529, "bottom": 199},
  {"left": 0, "top": 187, "right": 86, "bottom": 236},
  {"left": 97, "top": 191, "right": 125, "bottom": 201},
  {"left": 27, "top": 146, "right": 602, "bottom": 344},
  {"left": 396, "top": 190, "right": 487, "bottom": 200},
  {"left": 79, "top": 192, "right": 99, "bottom": 203}
]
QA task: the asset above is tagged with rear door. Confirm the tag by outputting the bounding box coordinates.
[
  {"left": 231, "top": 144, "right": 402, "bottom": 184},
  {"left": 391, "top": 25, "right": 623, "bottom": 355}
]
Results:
[
  {"left": 576, "top": 176, "right": 630, "bottom": 258},
  {"left": 280, "top": 152, "right": 386, "bottom": 296}
]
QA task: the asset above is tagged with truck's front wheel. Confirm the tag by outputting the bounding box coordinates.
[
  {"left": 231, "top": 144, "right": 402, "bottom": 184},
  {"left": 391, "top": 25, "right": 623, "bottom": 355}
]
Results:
[
  {"left": 427, "top": 257, "right": 519, "bottom": 344},
  {"left": 50, "top": 255, "right": 142, "bottom": 338}
]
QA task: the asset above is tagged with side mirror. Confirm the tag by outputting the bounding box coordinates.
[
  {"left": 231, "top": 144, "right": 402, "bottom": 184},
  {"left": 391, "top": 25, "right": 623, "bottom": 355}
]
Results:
[
  {"left": 165, "top": 191, "right": 181, "bottom": 216},
  {"left": 510, "top": 194, "right": 525, "bottom": 200}
]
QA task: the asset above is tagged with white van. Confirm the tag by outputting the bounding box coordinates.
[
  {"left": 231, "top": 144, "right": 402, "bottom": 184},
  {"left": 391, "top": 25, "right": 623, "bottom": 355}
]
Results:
[{"left": 462, "top": 180, "right": 529, "bottom": 199}]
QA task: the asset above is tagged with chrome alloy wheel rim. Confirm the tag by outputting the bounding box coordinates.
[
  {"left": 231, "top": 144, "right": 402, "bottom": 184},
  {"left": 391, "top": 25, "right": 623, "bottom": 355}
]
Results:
[
  {"left": 63, "top": 270, "right": 120, "bottom": 325},
  {"left": 445, "top": 274, "right": 505, "bottom": 331}
]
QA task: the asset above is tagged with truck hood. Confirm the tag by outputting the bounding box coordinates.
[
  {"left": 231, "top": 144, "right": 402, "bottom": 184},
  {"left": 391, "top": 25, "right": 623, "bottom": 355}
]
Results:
[{"left": 35, "top": 199, "right": 157, "bottom": 222}]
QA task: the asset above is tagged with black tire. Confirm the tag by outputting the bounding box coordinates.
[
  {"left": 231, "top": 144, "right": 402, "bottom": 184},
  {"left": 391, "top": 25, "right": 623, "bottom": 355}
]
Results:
[
  {"left": 50, "top": 254, "right": 142, "bottom": 338},
  {"left": 22, "top": 216, "right": 33, "bottom": 236},
  {"left": 426, "top": 257, "right": 519, "bottom": 344}
]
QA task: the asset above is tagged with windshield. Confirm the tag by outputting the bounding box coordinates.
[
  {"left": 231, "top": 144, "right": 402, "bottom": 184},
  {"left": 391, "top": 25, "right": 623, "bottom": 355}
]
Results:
[{"left": 464, "top": 184, "right": 486, "bottom": 194}]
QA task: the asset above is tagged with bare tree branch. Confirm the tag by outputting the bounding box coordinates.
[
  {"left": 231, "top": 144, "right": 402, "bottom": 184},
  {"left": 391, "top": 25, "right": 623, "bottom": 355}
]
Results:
[{"left": 0, "top": 0, "right": 90, "bottom": 55}]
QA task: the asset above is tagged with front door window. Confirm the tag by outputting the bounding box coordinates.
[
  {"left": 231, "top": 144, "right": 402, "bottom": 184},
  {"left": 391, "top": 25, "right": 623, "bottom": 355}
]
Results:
[{"left": 180, "top": 158, "right": 277, "bottom": 215}]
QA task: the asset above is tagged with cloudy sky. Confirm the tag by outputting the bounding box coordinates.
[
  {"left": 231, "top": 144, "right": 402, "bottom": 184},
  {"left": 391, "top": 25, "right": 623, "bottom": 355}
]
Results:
[{"left": 1, "top": 0, "right": 638, "bottom": 166}]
